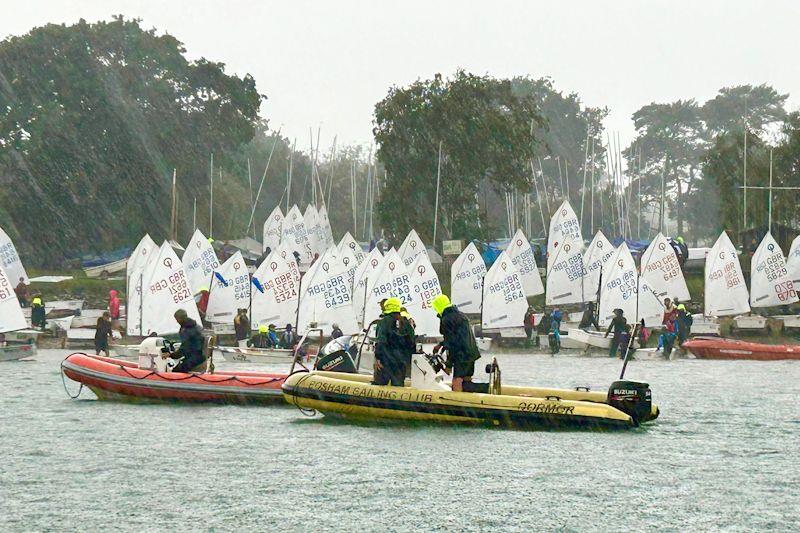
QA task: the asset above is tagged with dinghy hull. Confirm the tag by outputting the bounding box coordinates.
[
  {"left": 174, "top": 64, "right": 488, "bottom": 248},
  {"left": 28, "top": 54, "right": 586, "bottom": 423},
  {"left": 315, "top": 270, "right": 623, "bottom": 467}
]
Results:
[
  {"left": 683, "top": 337, "right": 800, "bottom": 361},
  {"left": 282, "top": 371, "right": 659, "bottom": 430},
  {"left": 0, "top": 343, "right": 36, "bottom": 362},
  {"left": 61, "top": 353, "right": 286, "bottom": 403}
]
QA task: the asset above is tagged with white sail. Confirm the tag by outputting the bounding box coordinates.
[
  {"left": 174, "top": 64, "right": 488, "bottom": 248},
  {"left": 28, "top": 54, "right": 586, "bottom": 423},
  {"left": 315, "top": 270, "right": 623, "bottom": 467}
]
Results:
[
  {"left": 545, "top": 239, "right": 585, "bottom": 306},
  {"left": 750, "top": 232, "right": 798, "bottom": 308},
  {"left": 640, "top": 233, "right": 690, "bottom": 302},
  {"left": 126, "top": 235, "right": 158, "bottom": 336},
  {"left": 450, "top": 242, "right": 486, "bottom": 314},
  {"left": 303, "top": 204, "right": 323, "bottom": 257},
  {"left": 140, "top": 243, "right": 201, "bottom": 336},
  {"left": 0, "top": 263, "right": 27, "bottom": 333},
  {"left": 262, "top": 206, "right": 284, "bottom": 253},
  {"left": 363, "top": 249, "right": 422, "bottom": 326},
  {"left": 581, "top": 230, "right": 615, "bottom": 302},
  {"left": 281, "top": 205, "right": 314, "bottom": 266},
  {"left": 206, "top": 251, "right": 251, "bottom": 325},
  {"left": 787, "top": 235, "right": 800, "bottom": 286},
  {"left": 251, "top": 249, "right": 300, "bottom": 329},
  {"left": 408, "top": 252, "right": 442, "bottom": 337},
  {"left": 704, "top": 231, "right": 750, "bottom": 317},
  {"left": 318, "top": 205, "right": 335, "bottom": 249},
  {"left": 337, "top": 241, "right": 361, "bottom": 291},
  {"left": 0, "top": 226, "right": 28, "bottom": 284},
  {"left": 352, "top": 247, "right": 383, "bottom": 325},
  {"left": 297, "top": 248, "right": 358, "bottom": 335},
  {"left": 547, "top": 200, "right": 582, "bottom": 272},
  {"left": 182, "top": 229, "right": 220, "bottom": 295},
  {"left": 481, "top": 251, "right": 527, "bottom": 330},
  {"left": 599, "top": 244, "right": 664, "bottom": 327},
  {"left": 398, "top": 229, "right": 428, "bottom": 268},
  {"left": 505, "top": 229, "right": 544, "bottom": 297},
  {"left": 338, "top": 232, "right": 366, "bottom": 265}
]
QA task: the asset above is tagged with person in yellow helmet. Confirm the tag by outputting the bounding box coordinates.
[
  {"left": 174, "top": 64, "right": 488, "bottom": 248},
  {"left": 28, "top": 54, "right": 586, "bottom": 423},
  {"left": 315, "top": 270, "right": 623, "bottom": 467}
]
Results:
[
  {"left": 432, "top": 294, "right": 481, "bottom": 392},
  {"left": 248, "top": 324, "right": 272, "bottom": 348},
  {"left": 31, "top": 295, "right": 46, "bottom": 329},
  {"left": 373, "top": 297, "right": 412, "bottom": 386}
]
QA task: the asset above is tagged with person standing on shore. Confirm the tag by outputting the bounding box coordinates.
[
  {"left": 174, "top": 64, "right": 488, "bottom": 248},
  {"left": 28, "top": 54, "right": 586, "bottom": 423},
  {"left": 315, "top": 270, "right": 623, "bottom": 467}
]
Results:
[
  {"left": 14, "top": 278, "right": 28, "bottom": 307},
  {"left": 94, "top": 311, "right": 113, "bottom": 356},
  {"left": 108, "top": 289, "right": 121, "bottom": 331}
]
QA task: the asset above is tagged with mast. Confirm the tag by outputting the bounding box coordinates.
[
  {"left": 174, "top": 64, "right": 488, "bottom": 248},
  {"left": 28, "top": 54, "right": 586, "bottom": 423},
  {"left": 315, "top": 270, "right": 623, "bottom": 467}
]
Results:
[
  {"left": 209, "top": 153, "right": 214, "bottom": 238},
  {"left": 433, "top": 141, "right": 443, "bottom": 246}
]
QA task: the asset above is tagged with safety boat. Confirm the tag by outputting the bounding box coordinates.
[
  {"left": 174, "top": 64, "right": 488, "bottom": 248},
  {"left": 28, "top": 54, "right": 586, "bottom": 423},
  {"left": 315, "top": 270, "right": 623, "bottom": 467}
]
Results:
[
  {"left": 683, "top": 337, "right": 800, "bottom": 361},
  {"left": 61, "top": 337, "right": 287, "bottom": 404},
  {"left": 282, "top": 345, "right": 660, "bottom": 430}
]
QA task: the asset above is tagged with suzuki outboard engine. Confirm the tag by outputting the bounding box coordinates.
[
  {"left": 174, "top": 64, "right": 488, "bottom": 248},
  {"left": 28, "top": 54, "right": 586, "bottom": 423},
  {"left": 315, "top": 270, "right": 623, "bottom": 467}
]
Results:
[
  {"left": 314, "top": 335, "right": 357, "bottom": 373},
  {"left": 607, "top": 381, "right": 652, "bottom": 424}
]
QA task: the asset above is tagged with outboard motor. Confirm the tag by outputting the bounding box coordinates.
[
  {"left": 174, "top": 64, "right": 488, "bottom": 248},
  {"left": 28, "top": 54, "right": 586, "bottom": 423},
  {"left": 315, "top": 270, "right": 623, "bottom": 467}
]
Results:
[
  {"left": 607, "top": 381, "right": 652, "bottom": 424},
  {"left": 314, "top": 335, "right": 357, "bottom": 373},
  {"left": 138, "top": 337, "right": 170, "bottom": 371}
]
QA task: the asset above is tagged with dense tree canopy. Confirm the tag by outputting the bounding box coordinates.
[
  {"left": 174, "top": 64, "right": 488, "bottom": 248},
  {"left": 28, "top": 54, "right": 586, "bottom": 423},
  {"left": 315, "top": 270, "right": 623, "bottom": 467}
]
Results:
[
  {"left": 0, "top": 17, "right": 264, "bottom": 265},
  {"left": 373, "top": 70, "right": 544, "bottom": 244}
]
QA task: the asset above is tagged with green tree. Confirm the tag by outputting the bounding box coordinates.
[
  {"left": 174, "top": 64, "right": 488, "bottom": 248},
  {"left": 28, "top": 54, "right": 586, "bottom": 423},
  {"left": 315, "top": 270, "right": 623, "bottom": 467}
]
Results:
[
  {"left": 373, "top": 70, "right": 544, "bottom": 244},
  {"left": 0, "top": 17, "right": 263, "bottom": 265},
  {"left": 703, "top": 84, "right": 788, "bottom": 136}
]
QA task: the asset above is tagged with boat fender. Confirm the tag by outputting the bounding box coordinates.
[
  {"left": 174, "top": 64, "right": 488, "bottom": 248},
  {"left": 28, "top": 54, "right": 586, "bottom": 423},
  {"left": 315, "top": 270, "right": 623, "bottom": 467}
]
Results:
[{"left": 607, "top": 380, "right": 652, "bottom": 424}]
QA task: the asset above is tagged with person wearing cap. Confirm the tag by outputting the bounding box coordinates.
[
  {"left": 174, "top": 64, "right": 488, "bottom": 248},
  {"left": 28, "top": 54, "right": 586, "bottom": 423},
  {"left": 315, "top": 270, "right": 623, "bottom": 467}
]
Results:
[
  {"left": 233, "top": 308, "right": 251, "bottom": 348},
  {"left": 166, "top": 309, "right": 206, "bottom": 372},
  {"left": 280, "top": 323, "right": 297, "bottom": 349},
  {"left": 431, "top": 294, "right": 481, "bottom": 392},
  {"left": 331, "top": 323, "right": 343, "bottom": 339},
  {"left": 373, "top": 297, "right": 410, "bottom": 386},
  {"left": 604, "top": 308, "right": 627, "bottom": 358},
  {"left": 248, "top": 324, "right": 272, "bottom": 348}
]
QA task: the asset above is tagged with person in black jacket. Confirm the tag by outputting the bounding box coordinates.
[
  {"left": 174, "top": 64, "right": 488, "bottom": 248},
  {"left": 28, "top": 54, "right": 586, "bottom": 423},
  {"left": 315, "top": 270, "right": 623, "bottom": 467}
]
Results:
[
  {"left": 94, "top": 312, "right": 113, "bottom": 356},
  {"left": 167, "top": 309, "right": 206, "bottom": 373},
  {"left": 604, "top": 308, "right": 627, "bottom": 358},
  {"left": 373, "top": 297, "right": 413, "bottom": 386},
  {"left": 233, "top": 308, "right": 251, "bottom": 347},
  {"left": 432, "top": 294, "right": 481, "bottom": 392},
  {"left": 579, "top": 302, "right": 600, "bottom": 331}
]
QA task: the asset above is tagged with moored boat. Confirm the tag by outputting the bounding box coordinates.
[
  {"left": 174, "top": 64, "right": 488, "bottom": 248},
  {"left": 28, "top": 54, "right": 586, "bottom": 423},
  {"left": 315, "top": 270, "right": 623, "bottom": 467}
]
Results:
[
  {"left": 0, "top": 342, "right": 36, "bottom": 362},
  {"left": 683, "top": 337, "right": 800, "bottom": 361},
  {"left": 282, "top": 349, "right": 659, "bottom": 429},
  {"left": 61, "top": 352, "right": 287, "bottom": 403},
  {"left": 214, "top": 345, "right": 302, "bottom": 363}
]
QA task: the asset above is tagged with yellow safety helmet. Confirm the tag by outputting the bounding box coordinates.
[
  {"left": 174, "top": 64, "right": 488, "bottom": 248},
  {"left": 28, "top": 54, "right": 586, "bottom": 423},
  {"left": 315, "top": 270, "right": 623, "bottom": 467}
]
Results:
[
  {"left": 431, "top": 294, "right": 451, "bottom": 316},
  {"left": 259, "top": 325, "right": 268, "bottom": 333},
  {"left": 676, "top": 304, "right": 686, "bottom": 311},
  {"left": 197, "top": 286, "right": 209, "bottom": 294},
  {"left": 32, "top": 297, "right": 42, "bottom": 306},
  {"left": 383, "top": 297, "right": 402, "bottom": 314}
]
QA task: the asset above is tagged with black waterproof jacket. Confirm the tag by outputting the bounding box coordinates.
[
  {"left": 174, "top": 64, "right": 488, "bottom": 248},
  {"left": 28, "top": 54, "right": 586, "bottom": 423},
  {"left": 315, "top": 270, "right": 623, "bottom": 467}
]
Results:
[
  {"left": 175, "top": 318, "right": 206, "bottom": 366},
  {"left": 439, "top": 306, "right": 480, "bottom": 366}
]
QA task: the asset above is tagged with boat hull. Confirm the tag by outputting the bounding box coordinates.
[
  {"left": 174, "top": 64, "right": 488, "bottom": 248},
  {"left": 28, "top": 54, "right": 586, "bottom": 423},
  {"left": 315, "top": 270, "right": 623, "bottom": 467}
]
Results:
[
  {"left": 0, "top": 343, "right": 36, "bottom": 362},
  {"left": 683, "top": 337, "right": 800, "bottom": 361},
  {"left": 61, "top": 353, "right": 286, "bottom": 404},
  {"left": 215, "top": 346, "right": 299, "bottom": 364},
  {"left": 282, "top": 371, "right": 659, "bottom": 430}
]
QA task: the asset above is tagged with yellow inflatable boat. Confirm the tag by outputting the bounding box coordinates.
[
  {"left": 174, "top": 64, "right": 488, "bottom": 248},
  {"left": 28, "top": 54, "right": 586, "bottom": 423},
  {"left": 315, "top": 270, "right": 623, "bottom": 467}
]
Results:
[{"left": 283, "top": 348, "right": 659, "bottom": 430}]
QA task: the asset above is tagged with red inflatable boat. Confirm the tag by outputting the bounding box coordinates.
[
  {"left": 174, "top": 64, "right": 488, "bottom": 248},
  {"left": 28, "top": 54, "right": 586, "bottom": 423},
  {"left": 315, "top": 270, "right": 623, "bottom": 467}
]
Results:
[
  {"left": 61, "top": 353, "right": 287, "bottom": 404},
  {"left": 683, "top": 337, "right": 800, "bottom": 361}
]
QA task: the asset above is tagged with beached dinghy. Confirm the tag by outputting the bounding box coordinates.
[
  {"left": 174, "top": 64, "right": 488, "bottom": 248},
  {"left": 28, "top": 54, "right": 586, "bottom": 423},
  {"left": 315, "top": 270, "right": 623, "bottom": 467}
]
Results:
[
  {"left": 61, "top": 337, "right": 287, "bottom": 403},
  {"left": 0, "top": 343, "right": 36, "bottom": 362},
  {"left": 0, "top": 262, "right": 38, "bottom": 361},
  {"left": 683, "top": 337, "right": 800, "bottom": 361},
  {"left": 283, "top": 347, "right": 659, "bottom": 429}
]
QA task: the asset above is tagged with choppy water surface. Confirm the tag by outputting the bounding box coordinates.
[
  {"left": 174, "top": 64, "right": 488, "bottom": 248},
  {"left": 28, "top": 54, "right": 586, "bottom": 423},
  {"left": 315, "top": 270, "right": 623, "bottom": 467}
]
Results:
[{"left": 2, "top": 349, "right": 798, "bottom": 531}]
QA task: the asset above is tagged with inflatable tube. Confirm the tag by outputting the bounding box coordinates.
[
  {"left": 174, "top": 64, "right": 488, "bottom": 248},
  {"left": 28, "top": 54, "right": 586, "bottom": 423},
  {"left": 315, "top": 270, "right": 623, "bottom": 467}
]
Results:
[
  {"left": 683, "top": 337, "right": 800, "bottom": 361},
  {"left": 61, "top": 353, "right": 286, "bottom": 404},
  {"left": 283, "top": 371, "right": 659, "bottom": 430}
]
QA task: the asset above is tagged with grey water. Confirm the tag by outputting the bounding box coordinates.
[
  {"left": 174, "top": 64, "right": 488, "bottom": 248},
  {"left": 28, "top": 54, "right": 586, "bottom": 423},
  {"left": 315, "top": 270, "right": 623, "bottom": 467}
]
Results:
[{"left": 2, "top": 349, "right": 798, "bottom": 532}]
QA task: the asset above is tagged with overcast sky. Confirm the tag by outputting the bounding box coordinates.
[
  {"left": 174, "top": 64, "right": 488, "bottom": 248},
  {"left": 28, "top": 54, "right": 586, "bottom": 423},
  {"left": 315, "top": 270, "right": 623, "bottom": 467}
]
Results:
[{"left": 4, "top": 1, "right": 799, "bottom": 151}]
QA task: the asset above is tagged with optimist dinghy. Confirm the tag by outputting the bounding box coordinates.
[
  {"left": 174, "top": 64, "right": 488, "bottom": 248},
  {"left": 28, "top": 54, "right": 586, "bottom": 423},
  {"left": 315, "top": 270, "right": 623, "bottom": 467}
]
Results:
[{"left": 283, "top": 344, "right": 659, "bottom": 430}]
